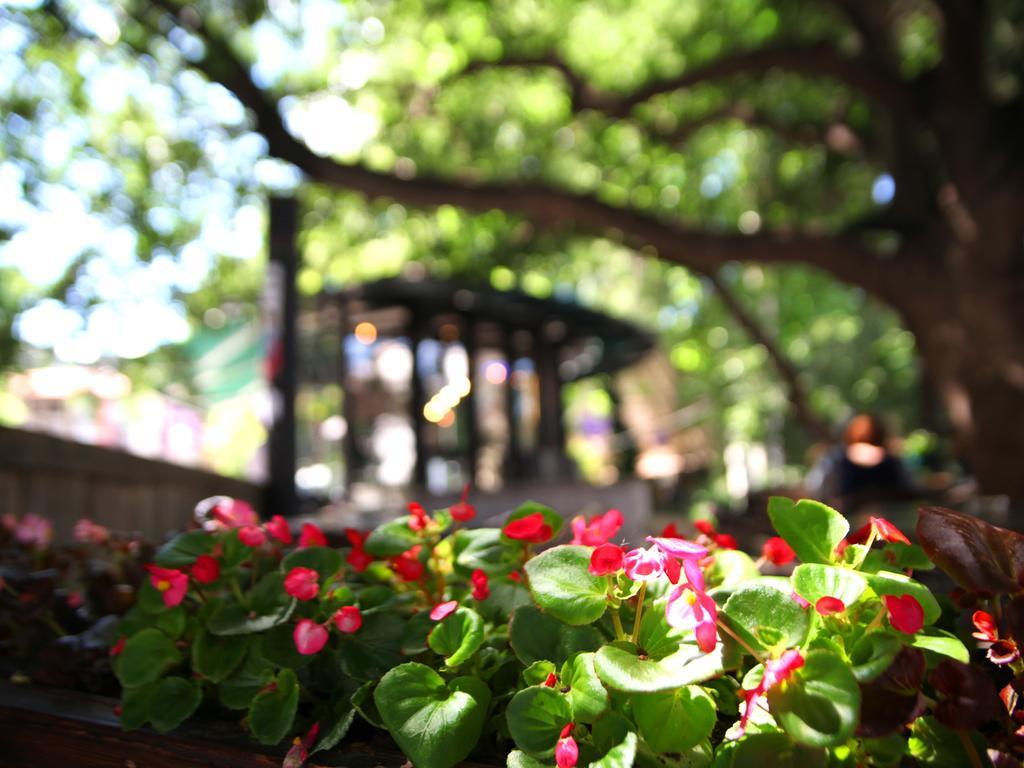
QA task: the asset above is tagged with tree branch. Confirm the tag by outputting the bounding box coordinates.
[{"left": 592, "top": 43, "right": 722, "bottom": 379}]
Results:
[{"left": 704, "top": 272, "right": 833, "bottom": 442}]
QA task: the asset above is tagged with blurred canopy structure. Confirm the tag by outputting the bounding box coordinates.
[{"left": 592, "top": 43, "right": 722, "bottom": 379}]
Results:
[{"left": 1, "top": 1, "right": 1023, "bottom": 497}]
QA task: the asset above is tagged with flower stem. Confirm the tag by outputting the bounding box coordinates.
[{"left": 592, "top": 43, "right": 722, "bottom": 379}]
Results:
[
  {"left": 230, "top": 578, "right": 246, "bottom": 606},
  {"left": 864, "top": 605, "right": 887, "bottom": 633},
  {"left": 631, "top": 582, "right": 648, "bottom": 644},
  {"left": 955, "top": 729, "right": 982, "bottom": 768},
  {"left": 715, "top": 616, "right": 763, "bottom": 662},
  {"left": 611, "top": 609, "right": 626, "bottom": 641}
]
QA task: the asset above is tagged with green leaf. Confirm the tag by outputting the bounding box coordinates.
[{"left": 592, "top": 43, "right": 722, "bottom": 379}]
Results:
[
  {"left": 767, "top": 649, "right": 861, "bottom": 748},
  {"left": 503, "top": 501, "right": 564, "bottom": 542},
  {"left": 192, "top": 629, "right": 249, "bottom": 682},
  {"left": 312, "top": 700, "right": 356, "bottom": 756},
  {"left": 722, "top": 584, "right": 809, "bottom": 652},
  {"left": 249, "top": 668, "right": 299, "bottom": 745},
  {"left": 524, "top": 545, "right": 608, "bottom": 625},
  {"left": 454, "top": 528, "right": 515, "bottom": 576},
  {"left": 523, "top": 660, "right": 557, "bottom": 686},
  {"left": 207, "top": 593, "right": 295, "bottom": 636},
  {"left": 258, "top": 622, "right": 317, "bottom": 669},
  {"left": 120, "top": 683, "right": 157, "bottom": 730},
  {"left": 730, "top": 732, "right": 827, "bottom": 768},
  {"left": 506, "top": 685, "right": 573, "bottom": 757},
  {"left": 217, "top": 650, "right": 274, "bottom": 710},
  {"left": 849, "top": 632, "right": 902, "bottom": 682},
  {"left": 149, "top": 677, "right": 202, "bottom": 733},
  {"left": 136, "top": 580, "right": 172, "bottom": 615},
  {"left": 364, "top": 517, "right": 421, "bottom": 557},
  {"left": 249, "top": 571, "right": 289, "bottom": 614},
  {"left": 428, "top": 607, "right": 485, "bottom": 667},
  {"left": 352, "top": 680, "right": 385, "bottom": 728},
  {"left": 560, "top": 652, "right": 608, "bottom": 724},
  {"left": 704, "top": 550, "right": 761, "bottom": 590},
  {"left": 116, "top": 628, "right": 181, "bottom": 688},
  {"left": 767, "top": 497, "right": 848, "bottom": 565},
  {"left": 507, "top": 750, "right": 549, "bottom": 768},
  {"left": 339, "top": 611, "right": 405, "bottom": 681},
  {"left": 478, "top": 580, "right": 534, "bottom": 622},
  {"left": 375, "top": 663, "right": 491, "bottom": 768},
  {"left": 281, "top": 546, "right": 343, "bottom": 583},
  {"left": 154, "top": 530, "right": 215, "bottom": 567},
  {"left": 911, "top": 628, "right": 969, "bottom": 663},
  {"left": 864, "top": 571, "right": 941, "bottom": 625},
  {"left": 155, "top": 605, "right": 187, "bottom": 637},
  {"left": 791, "top": 564, "right": 866, "bottom": 608},
  {"left": 510, "top": 605, "right": 603, "bottom": 667},
  {"left": 591, "top": 712, "right": 638, "bottom": 768},
  {"left": 909, "top": 716, "right": 990, "bottom": 768},
  {"left": 635, "top": 600, "right": 687, "bottom": 659},
  {"left": 633, "top": 685, "right": 715, "bottom": 754},
  {"left": 595, "top": 641, "right": 723, "bottom": 693}
]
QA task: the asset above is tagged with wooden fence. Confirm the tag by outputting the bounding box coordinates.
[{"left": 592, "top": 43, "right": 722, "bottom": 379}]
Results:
[{"left": 0, "top": 425, "right": 263, "bottom": 543}]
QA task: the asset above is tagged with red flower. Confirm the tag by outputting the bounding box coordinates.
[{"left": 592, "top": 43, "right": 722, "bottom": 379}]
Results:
[
  {"left": 972, "top": 611, "right": 1019, "bottom": 665},
  {"left": 624, "top": 544, "right": 681, "bottom": 583},
  {"left": 503, "top": 513, "right": 553, "bottom": 543},
  {"left": 589, "top": 544, "right": 625, "bottom": 576},
  {"left": 146, "top": 564, "right": 188, "bottom": 607},
  {"left": 239, "top": 526, "right": 267, "bottom": 547},
  {"left": 762, "top": 537, "right": 796, "bottom": 566},
  {"left": 265, "top": 515, "right": 293, "bottom": 545},
  {"left": 884, "top": 594, "right": 924, "bottom": 634},
  {"left": 299, "top": 523, "right": 327, "bottom": 548},
  {"left": 508, "top": 571, "right": 522, "bottom": 583},
  {"left": 660, "top": 522, "right": 681, "bottom": 538},
  {"left": 293, "top": 619, "right": 328, "bottom": 655},
  {"left": 408, "top": 502, "right": 429, "bottom": 531},
  {"left": 110, "top": 636, "right": 125, "bottom": 657},
  {"left": 543, "top": 672, "right": 558, "bottom": 687},
  {"left": 391, "top": 547, "right": 425, "bottom": 582},
  {"left": 191, "top": 555, "right": 220, "bottom": 584},
  {"left": 450, "top": 484, "right": 476, "bottom": 522},
  {"left": 344, "top": 528, "right": 373, "bottom": 572},
  {"left": 206, "top": 497, "right": 258, "bottom": 530},
  {"left": 430, "top": 600, "right": 459, "bottom": 621},
  {"left": 694, "top": 520, "right": 716, "bottom": 537},
  {"left": 973, "top": 611, "right": 998, "bottom": 642},
  {"left": 555, "top": 724, "right": 578, "bottom": 768},
  {"left": 570, "top": 508, "right": 623, "bottom": 546},
  {"left": 471, "top": 569, "right": 490, "bottom": 601},
  {"left": 870, "top": 517, "right": 910, "bottom": 545},
  {"left": 66, "top": 591, "right": 84, "bottom": 608},
  {"left": 333, "top": 606, "right": 362, "bottom": 634},
  {"left": 714, "top": 533, "right": 737, "bottom": 550},
  {"left": 815, "top": 596, "right": 846, "bottom": 616},
  {"left": 284, "top": 567, "right": 320, "bottom": 601}
]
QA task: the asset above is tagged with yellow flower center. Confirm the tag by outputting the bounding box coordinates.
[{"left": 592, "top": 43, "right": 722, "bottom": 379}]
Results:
[
  {"left": 156, "top": 579, "right": 171, "bottom": 592},
  {"left": 685, "top": 590, "right": 698, "bottom": 606}
]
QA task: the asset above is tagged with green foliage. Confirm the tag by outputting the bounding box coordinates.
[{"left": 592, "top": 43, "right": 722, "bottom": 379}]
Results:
[
  {"left": 767, "top": 498, "right": 849, "bottom": 565},
  {"left": 524, "top": 545, "right": 608, "bottom": 625}
]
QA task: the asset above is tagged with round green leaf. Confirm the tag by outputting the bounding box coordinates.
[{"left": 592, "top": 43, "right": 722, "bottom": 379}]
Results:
[
  {"left": 428, "top": 607, "right": 485, "bottom": 667},
  {"left": 560, "top": 652, "right": 608, "bottom": 723},
  {"left": 791, "top": 564, "right": 867, "bottom": 608},
  {"left": 149, "top": 677, "right": 202, "bottom": 733},
  {"left": 864, "top": 571, "right": 941, "bottom": 625},
  {"left": 722, "top": 583, "right": 809, "bottom": 652},
  {"left": 311, "top": 701, "right": 356, "bottom": 756},
  {"left": 633, "top": 686, "right": 715, "bottom": 753},
  {"left": 154, "top": 530, "right": 215, "bottom": 567},
  {"left": 120, "top": 683, "right": 157, "bottom": 731},
  {"left": 911, "top": 628, "right": 969, "bottom": 663},
  {"left": 510, "top": 605, "right": 603, "bottom": 667},
  {"left": 595, "top": 641, "right": 723, "bottom": 692},
  {"left": 218, "top": 651, "right": 274, "bottom": 710},
  {"left": 503, "top": 501, "right": 564, "bottom": 542},
  {"left": 454, "top": 528, "right": 515, "bottom": 576},
  {"left": 730, "top": 732, "right": 827, "bottom": 768},
  {"left": 375, "top": 663, "right": 492, "bottom": 768},
  {"left": 705, "top": 550, "right": 761, "bottom": 590},
  {"left": 767, "top": 649, "right": 861, "bottom": 748},
  {"left": 524, "top": 545, "right": 608, "bottom": 625},
  {"left": 192, "top": 629, "right": 249, "bottom": 682},
  {"left": 849, "top": 632, "right": 901, "bottom": 682},
  {"left": 249, "top": 668, "right": 299, "bottom": 745},
  {"left": 507, "top": 751, "right": 549, "bottom": 768},
  {"left": 364, "top": 517, "right": 421, "bottom": 557},
  {"left": 506, "top": 685, "right": 574, "bottom": 757},
  {"left": 339, "top": 611, "right": 405, "bottom": 681},
  {"left": 281, "top": 546, "right": 343, "bottom": 583},
  {"left": 207, "top": 593, "right": 295, "bottom": 636},
  {"left": 352, "top": 680, "right": 385, "bottom": 729},
  {"left": 523, "top": 660, "right": 557, "bottom": 686},
  {"left": 767, "top": 497, "right": 848, "bottom": 565},
  {"left": 116, "top": 628, "right": 181, "bottom": 688},
  {"left": 591, "top": 711, "right": 638, "bottom": 768}
]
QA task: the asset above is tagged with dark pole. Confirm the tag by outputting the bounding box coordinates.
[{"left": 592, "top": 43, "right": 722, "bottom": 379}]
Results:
[
  {"left": 266, "top": 197, "right": 298, "bottom": 517},
  {"left": 410, "top": 312, "right": 427, "bottom": 488},
  {"left": 536, "top": 331, "right": 566, "bottom": 481},
  {"left": 337, "top": 297, "right": 358, "bottom": 491},
  {"left": 462, "top": 317, "right": 479, "bottom": 486},
  {"left": 504, "top": 332, "right": 522, "bottom": 482}
]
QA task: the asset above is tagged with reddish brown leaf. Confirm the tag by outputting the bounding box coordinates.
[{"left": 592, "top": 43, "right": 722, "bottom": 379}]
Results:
[{"left": 917, "top": 507, "right": 1024, "bottom": 595}]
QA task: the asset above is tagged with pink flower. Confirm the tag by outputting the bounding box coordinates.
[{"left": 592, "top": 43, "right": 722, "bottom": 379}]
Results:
[
  {"left": 589, "top": 544, "right": 625, "bottom": 576},
  {"left": 408, "top": 502, "right": 429, "bottom": 531},
  {"left": 345, "top": 528, "right": 373, "bottom": 572},
  {"left": 284, "top": 567, "right": 320, "bottom": 601},
  {"left": 450, "top": 484, "right": 476, "bottom": 522},
  {"left": 146, "top": 564, "right": 188, "bottom": 607},
  {"left": 815, "top": 596, "right": 845, "bottom": 616},
  {"left": 624, "top": 544, "right": 680, "bottom": 583},
  {"left": 646, "top": 536, "right": 708, "bottom": 560},
  {"left": 283, "top": 722, "right": 320, "bottom": 768},
  {"left": 665, "top": 572, "right": 719, "bottom": 653},
  {"left": 238, "top": 526, "right": 266, "bottom": 547},
  {"left": 543, "top": 672, "right": 558, "bottom": 687},
  {"left": 73, "top": 518, "right": 109, "bottom": 545},
  {"left": 333, "top": 605, "right": 362, "bottom": 634},
  {"left": 15, "top": 514, "right": 53, "bottom": 550},
  {"left": 762, "top": 537, "right": 795, "bottom": 566},
  {"left": 791, "top": 591, "right": 811, "bottom": 609},
  {"left": 570, "top": 509, "right": 623, "bottom": 546},
  {"left": 739, "top": 650, "right": 805, "bottom": 734},
  {"left": 294, "top": 619, "right": 328, "bottom": 655},
  {"left": 199, "top": 496, "right": 258, "bottom": 530},
  {"left": 299, "top": 522, "right": 327, "bottom": 548},
  {"left": 885, "top": 594, "right": 924, "bottom": 634},
  {"left": 66, "top": 591, "right": 84, "bottom": 608},
  {"left": 430, "top": 600, "right": 459, "bottom": 621},
  {"left": 503, "top": 513, "right": 553, "bottom": 543},
  {"left": 265, "top": 515, "right": 293, "bottom": 545},
  {"left": 555, "top": 724, "right": 578, "bottom": 768},
  {"left": 110, "top": 636, "right": 126, "bottom": 657},
  {"left": 471, "top": 569, "right": 490, "bottom": 601},
  {"left": 191, "top": 555, "right": 220, "bottom": 584}
]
